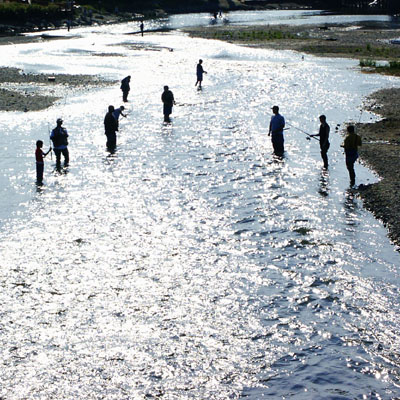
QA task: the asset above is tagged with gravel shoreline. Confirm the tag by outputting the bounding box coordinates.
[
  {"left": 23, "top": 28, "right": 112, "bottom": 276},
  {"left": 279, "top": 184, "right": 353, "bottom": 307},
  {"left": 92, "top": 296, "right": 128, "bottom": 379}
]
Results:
[{"left": 0, "top": 67, "right": 116, "bottom": 112}]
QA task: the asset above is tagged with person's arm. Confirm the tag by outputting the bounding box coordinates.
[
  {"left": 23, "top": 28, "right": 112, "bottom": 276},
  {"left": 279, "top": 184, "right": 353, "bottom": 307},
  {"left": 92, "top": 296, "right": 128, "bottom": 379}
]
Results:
[
  {"left": 44, "top": 147, "right": 52, "bottom": 157},
  {"left": 268, "top": 119, "right": 272, "bottom": 136}
]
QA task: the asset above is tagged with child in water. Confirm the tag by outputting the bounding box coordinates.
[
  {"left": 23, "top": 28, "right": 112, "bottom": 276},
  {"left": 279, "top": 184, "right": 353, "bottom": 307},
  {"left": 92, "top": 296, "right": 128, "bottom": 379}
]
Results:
[{"left": 35, "top": 140, "right": 52, "bottom": 184}]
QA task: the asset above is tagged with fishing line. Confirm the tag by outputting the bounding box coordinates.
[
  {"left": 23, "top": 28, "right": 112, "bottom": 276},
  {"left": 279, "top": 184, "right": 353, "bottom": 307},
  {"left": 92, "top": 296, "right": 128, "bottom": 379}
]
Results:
[{"left": 286, "top": 122, "right": 319, "bottom": 141}]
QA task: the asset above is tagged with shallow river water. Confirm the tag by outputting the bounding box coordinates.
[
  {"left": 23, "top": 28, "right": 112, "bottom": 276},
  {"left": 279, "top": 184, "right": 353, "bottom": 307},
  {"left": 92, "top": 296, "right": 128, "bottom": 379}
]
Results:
[{"left": 1, "top": 11, "right": 400, "bottom": 399}]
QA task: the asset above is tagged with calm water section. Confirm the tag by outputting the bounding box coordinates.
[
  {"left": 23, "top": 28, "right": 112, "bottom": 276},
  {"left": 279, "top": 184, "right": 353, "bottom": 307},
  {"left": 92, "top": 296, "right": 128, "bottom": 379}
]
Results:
[{"left": 0, "top": 11, "right": 400, "bottom": 399}]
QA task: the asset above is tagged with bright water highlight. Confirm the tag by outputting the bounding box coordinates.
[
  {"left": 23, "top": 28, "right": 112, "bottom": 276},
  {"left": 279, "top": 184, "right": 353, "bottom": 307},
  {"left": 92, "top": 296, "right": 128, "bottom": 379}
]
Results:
[{"left": 1, "top": 11, "right": 400, "bottom": 399}]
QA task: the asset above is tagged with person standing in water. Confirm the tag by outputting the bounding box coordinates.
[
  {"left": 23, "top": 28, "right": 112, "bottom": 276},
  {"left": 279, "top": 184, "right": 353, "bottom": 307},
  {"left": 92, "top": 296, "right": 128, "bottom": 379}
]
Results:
[
  {"left": 120, "top": 75, "right": 131, "bottom": 102},
  {"left": 195, "top": 59, "right": 207, "bottom": 90},
  {"left": 140, "top": 20, "right": 144, "bottom": 36},
  {"left": 310, "top": 114, "right": 330, "bottom": 169},
  {"left": 341, "top": 125, "right": 362, "bottom": 186},
  {"left": 268, "top": 105, "right": 285, "bottom": 156},
  {"left": 104, "top": 105, "right": 118, "bottom": 150},
  {"left": 161, "top": 85, "right": 175, "bottom": 123},
  {"left": 35, "top": 140, "right": 51, "bottom": 184},
  {"left": 50, "top": 118, "right": 69, "bottom": 168}
]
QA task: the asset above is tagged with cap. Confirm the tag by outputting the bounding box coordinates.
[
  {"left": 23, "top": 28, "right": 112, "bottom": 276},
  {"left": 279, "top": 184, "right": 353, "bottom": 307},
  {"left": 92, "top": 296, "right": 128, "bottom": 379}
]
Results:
[
  {"left": 56, "top": 118, "right": 63, "bottom": 124},
  {"left": 271, "top": 105, "right": 279, "bottom": 110}
]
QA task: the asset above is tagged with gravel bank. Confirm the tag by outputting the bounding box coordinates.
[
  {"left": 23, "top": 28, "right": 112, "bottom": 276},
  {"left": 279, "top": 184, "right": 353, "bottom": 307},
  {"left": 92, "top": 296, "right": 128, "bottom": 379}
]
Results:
[{"left": 0, "top": 67, "right": 116, "bottom": 112}]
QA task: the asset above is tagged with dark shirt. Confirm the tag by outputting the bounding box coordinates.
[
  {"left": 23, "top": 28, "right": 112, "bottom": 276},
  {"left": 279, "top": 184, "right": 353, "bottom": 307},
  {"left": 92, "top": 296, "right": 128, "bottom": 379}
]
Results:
[
  {"left": 317, "top": 122, "right": 330, "bottom": 148},
  {"left": 104, "top": 112, "right": 118, "bottom": 133},
  {"left": 344, "top": 133, "right": 362, "bottom": 151},
  {"left": 121, "top": 77, "right": 130, "bottom": 91},
  {"left": 51, "top": 126, "right": 68, "bottom": 149},
  {"left": 162, "top": 90, "right": 174, "bottom": 106},
  {"left": 197, "top": 63, "right": 204, "bottom": 78}
]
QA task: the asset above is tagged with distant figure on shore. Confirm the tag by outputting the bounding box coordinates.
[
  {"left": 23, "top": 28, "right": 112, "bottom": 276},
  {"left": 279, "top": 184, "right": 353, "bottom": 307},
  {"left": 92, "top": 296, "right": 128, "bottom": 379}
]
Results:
[
  {"left": 50, "top": 118, "right": 69, "bottom": 168},
  {"left": 161, "top": 85, "right": 175, "bottom": 123},
  {"left": 195, "top": 59, "right": 207, "bottom": 90},
  {"left": 213, "top": 11, "right": 218, "bottom": 19},
  {"left": 268, "top": 105, "right": 285, "bottom": 156},
  {"left": 310, "top": 114, "right": 330, "bottom": 169},
  {"left": 35, "top": 140, "right": 51, "bottom": 184},
  {"left": 120, "top": 75, "right": 131, "bottom": 102},
  {"left": 140, "top": 20, "right": 144, "bottom": 36},
  {"left": 341, "top": 125, "right": 362, "bottom": 186},
  {"left": 104, "top": 105, "right": 118, "bottom": 150}
]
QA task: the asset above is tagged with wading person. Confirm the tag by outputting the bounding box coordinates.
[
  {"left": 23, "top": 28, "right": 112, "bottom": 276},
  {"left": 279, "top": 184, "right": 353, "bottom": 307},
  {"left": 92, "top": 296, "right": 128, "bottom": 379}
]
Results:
[
  {"left": 104, "top": 105, "right": 118, "bottom": 150},
  {"left": 35, "top": 140, "right": 51, "bottom": 184},
  {"left": 120, "top": 75, "right": 131, "bottom": 102},
  {"left": 310, "top": 114, "right": 330, "bottom": 169},
  {"left": 195, "top": 59, "right": 207, "bottom": 89},
  {"left": 50, "top": 118, "right": 69, "bottom": 168},
  {"left": 268, "top": 105, "right": 285, "bottom": 156},
  {"left": 341, "top": 125, "right": 362, "bottom": 186},
  {"left": 161, "top": 85, "right": 175, "bottom": 123}
]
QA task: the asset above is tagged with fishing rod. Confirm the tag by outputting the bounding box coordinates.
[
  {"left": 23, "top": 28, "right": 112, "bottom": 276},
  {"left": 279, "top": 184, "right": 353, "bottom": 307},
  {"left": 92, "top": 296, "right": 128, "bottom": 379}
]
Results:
[
  {"left": 48, "top": 122, "right": 53, "bottom": 160},
  {"left": 286, "top": 122, "right": 320, "bottom": 141}
]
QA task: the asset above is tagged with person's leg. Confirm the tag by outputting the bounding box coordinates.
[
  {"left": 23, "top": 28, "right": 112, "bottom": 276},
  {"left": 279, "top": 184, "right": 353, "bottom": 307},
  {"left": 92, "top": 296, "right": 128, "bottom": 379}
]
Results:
[
  {"left": 273, "top": 134, "right": 284, "bottom": 156},
  {"left": 321, "top": 149, "right": 328, "bottom": 168},
  {"left": 62, "top": 148, "right": 69, "bottom": 166},
  {"left": 54, "top": 149, "right": 61, "bottom": 167},
  {"left": 346, "top": 158, "right": 355, "bottom": 185},
  {"left": 36, "top": 163, "right": 44, "bottom": 183}
]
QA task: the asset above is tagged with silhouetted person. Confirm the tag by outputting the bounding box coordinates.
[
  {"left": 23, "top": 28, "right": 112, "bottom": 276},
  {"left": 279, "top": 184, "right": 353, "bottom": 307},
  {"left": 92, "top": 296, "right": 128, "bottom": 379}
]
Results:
[
  {"left": 50, "top": 118, "right": 69, "bottom": 168},
  {"left": 268, "top": 105, "right": 285, "bottom": 156},
  {"left": 140, "top": 20, "right": 144, "bottom": 36},
  {"left": 120, "top": 75, "right": 131, "bottom": 102},
  {"left": 342, "top": 125, "right": 362, "bottom": 186},
  {"left": 161, "top": 85, "right": 175, "bottom": 123},
  {"left": 104, "top": 105, "right": 118, "bottom": 150},
  {"left": 35, "top": 140, "right": 51, "bottom": 184},
  {"left": 195, "top": 59, "right": 207, "bottom": 89},
  {"left": 310, "top": 114, "right": 330, "bottom": 169}
]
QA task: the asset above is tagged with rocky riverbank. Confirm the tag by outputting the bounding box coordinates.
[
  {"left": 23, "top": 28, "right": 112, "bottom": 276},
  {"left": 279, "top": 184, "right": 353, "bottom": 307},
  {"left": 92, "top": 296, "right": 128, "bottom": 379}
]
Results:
[
  {"left": 356, "top": 89, "right": 400, "bottom": 247},
  {"left": 0, "top": 67, "right": 116, "bottom": 112}
]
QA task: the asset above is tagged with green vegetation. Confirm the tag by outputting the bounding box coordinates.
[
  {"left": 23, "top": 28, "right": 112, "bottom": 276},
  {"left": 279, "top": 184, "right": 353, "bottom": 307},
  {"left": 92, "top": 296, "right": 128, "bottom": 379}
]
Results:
[
  {"left": 0, "top": 2, "right": 64, "bottom": 23},
  {"left": 359, "top": 59, "right": 400, "bottom": 76},
  {"left": 213, "top": 29, "right": 296, "bottom": 42},
  {"left": 359, "top": 59, "right": 377, "bottom": 67}
]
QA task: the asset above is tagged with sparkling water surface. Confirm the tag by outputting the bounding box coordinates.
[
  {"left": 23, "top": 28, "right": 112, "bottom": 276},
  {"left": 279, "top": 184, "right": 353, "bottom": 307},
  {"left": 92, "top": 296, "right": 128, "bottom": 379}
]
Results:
[{"left": 1, "top": 11, "right": 400, "bottom": 399}]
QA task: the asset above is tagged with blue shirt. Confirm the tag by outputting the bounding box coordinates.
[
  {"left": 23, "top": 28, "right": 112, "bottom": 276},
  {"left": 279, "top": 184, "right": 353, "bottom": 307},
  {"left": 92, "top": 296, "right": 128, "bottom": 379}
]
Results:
[
  {"left": 270, "top": 113, "right": 285, "bottom": 136},
  {"left": 50, "top": 127, "right": 68, "bottom": 150},
  {"left": 113, "top": 108, "right": 124, "bottom": 121}
]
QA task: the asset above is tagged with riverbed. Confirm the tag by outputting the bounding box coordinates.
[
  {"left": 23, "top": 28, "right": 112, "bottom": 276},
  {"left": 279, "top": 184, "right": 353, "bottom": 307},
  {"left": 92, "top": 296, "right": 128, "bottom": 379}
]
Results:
[{"left": 0, "top": 10, "right": 400, "bottom": 399}]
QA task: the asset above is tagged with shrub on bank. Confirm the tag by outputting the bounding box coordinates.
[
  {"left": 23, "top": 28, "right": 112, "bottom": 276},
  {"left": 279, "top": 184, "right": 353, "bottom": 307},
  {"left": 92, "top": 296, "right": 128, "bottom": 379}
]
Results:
[{"left": 0, "top": 3, "right": 64, "bottom": 24}]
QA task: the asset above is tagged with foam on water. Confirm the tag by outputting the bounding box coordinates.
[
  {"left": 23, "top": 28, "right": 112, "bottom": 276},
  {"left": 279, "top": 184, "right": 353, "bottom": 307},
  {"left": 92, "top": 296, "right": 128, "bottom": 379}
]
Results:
[{"left": 1, "top": 12, "right": 400, "bottom": 399}]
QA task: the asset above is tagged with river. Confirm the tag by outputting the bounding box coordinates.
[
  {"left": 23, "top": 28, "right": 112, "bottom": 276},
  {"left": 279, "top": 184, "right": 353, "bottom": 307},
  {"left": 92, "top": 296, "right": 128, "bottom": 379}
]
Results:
[{"left": 0, "top": 10, "right": 400, "bottom": 399}]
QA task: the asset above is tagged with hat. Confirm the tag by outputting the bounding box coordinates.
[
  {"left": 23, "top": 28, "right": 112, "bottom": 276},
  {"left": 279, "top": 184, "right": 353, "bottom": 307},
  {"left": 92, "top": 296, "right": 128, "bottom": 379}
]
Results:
[
  {"left": 56, "top": 118, "right": 63, "bottom": 124},
  {"left": 271, "top": 105, "right": 279, "bottom": 110}
]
